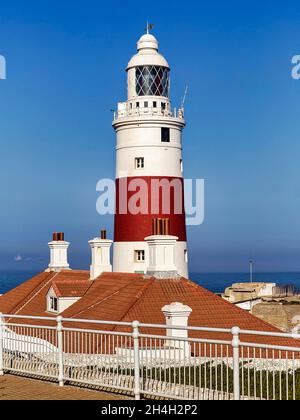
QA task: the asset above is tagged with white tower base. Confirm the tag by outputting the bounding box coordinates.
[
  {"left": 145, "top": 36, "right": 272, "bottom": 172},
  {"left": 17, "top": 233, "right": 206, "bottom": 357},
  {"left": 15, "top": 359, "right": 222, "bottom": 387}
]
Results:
[{"left": 113, "top": 241, "right": 188, "bottom": 278}]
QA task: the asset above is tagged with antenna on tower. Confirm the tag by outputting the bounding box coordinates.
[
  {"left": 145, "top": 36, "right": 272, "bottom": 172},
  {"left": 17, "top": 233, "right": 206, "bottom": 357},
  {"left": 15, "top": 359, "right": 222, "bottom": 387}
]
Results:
[{"left": 181, "top": 85, "right": 189, "bottom": 109}]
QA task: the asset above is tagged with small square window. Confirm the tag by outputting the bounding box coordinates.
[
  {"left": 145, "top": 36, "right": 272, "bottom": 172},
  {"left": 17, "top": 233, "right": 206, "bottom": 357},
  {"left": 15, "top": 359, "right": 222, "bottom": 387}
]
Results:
[
  {"left": 136, "top": 102, "right": 140, "bottom": 108},
  {"left": 135, "top": 157, "right": 145, "bottom": 169},
  {"left": 153, "top": 101, "right": 157, "bottom": 108},
  {"left": 135, "top": 250, "right": 145, "bottom": 263},
  {"left": 161, "top": 128, "right": 170, "bottom": 143},
  {"left": 161, "top": 102, "right": 166, "bottom": 111},
  {"left": 144, "top": 101, "right": 148, "bottom": 108}
]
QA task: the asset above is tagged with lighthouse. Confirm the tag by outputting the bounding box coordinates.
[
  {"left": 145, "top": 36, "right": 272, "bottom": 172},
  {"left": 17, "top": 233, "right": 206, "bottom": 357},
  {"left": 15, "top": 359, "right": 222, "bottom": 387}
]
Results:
[{"left": 113, "top": 31, "right": 189, "bottom": 278}]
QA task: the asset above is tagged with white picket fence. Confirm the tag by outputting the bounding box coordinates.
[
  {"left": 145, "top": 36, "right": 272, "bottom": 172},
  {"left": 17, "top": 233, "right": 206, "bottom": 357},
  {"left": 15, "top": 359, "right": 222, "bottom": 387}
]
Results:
[{"left": 0, "top": 314, "right": 300, "bottom": 400}]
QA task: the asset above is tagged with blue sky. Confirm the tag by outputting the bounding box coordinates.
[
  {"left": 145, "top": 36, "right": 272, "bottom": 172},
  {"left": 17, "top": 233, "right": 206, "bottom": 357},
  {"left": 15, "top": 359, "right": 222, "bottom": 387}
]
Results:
[{"left": 1, "top": 0, "right": 300, "bottom": 273}]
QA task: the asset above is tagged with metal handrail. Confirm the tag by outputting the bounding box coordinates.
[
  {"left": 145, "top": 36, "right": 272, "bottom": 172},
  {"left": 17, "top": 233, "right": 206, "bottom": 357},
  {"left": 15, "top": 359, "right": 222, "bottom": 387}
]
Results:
[
  {"left": 1, "top": 313, "right": 300, "bottom": 401},
  {"left": 3, "top": 313, "right": 300, "bottom": 340}
]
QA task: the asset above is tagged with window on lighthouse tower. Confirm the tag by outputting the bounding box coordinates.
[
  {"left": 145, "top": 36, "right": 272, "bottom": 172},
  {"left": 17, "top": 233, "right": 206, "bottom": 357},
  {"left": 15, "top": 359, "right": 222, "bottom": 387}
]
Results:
[
  {"left": 161, "top": 127, "right": 170, "bottom": 143},
  {"left": 135, "top": 250, "right": 145, "bottom": 263},
  {"left": 136, "top": 66, "right": 170, "bottom": 97},
  {"left": 135, "top": 157, "right": 145, "bottom": 169}
]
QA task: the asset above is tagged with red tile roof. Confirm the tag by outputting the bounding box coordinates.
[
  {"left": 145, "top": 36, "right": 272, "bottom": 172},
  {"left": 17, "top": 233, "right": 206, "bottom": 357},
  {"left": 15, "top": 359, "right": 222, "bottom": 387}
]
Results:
[
  {"left": 0, "top": 271, "right": 299, "bottom": 350},
  {"left": 0, "top": 272, "right": 54, "bottom": 315},
  {"left": 51, "top": 279, "right": 91, "bottom": 298}
]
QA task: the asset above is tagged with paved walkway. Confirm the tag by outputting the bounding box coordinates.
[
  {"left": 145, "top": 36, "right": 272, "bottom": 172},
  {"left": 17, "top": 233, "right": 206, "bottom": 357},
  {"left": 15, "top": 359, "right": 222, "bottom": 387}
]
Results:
[{"left": 0, "top": 374, "right": 132, "bottom": 400}]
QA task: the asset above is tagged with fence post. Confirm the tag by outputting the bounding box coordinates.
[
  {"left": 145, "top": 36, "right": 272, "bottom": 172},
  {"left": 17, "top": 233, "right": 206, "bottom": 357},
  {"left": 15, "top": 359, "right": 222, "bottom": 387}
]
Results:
[
  {"left": 0, "top": 313, "right": 4, "bottom": 376},
  {"left": 56, "top": 316, "right": 64, "bottom": 387},
  {"left": 132, "top": 321, "right": 141, "bottom": 401},
  {"left": 231, "top": 327, "right": 240, "bottom": 401}
]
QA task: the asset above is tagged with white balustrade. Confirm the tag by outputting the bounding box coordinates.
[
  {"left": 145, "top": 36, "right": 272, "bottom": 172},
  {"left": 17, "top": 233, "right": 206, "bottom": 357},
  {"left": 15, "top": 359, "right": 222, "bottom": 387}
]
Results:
[{"left": 0, "top": 313, "right": 299, "bottom": 400}]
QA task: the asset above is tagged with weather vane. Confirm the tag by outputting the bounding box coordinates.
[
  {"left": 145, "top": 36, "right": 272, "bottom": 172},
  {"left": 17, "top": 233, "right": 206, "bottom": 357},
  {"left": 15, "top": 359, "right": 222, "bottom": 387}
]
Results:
[{"left": 146, "top": 22, "right": 154, "bottom": 34}]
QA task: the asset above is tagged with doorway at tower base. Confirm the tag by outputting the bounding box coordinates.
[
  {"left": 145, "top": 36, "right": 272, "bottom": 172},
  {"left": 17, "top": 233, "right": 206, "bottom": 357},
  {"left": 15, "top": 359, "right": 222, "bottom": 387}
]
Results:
[{"left": 113, "top": 241, "right": 189, "bottom": 279}]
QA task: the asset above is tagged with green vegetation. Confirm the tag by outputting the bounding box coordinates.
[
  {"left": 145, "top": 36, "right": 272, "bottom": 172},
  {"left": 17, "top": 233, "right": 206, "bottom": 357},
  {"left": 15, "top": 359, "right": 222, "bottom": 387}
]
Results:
[
  {"left": 64, "top": 362, "right": 300, "bottom": 400},
  {"left": 141, "top": 365, "right": 300, "bottom": 400}
]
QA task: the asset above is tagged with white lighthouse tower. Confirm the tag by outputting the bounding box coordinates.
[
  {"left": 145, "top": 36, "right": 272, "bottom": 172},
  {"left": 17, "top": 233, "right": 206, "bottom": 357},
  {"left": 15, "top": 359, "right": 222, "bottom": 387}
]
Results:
[{"left": 113, "top": 31, "right": 189, "bottom": 278}]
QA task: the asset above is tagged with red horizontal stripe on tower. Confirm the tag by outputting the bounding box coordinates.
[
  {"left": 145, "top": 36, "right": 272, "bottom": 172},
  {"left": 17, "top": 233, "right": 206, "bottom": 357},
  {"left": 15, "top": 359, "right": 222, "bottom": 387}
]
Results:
[{"left": 114, "top": 177, "right": 187, "bottom": 243}]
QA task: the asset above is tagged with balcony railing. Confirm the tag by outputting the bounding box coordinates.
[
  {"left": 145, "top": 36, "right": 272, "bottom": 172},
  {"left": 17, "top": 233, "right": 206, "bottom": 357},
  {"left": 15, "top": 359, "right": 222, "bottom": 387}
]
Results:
[
  {"left": 113, "top": 106, "right": 185, "bottom": 121},
  {"left": 0, "top": 314, "right": 300, "bottom": 400}
]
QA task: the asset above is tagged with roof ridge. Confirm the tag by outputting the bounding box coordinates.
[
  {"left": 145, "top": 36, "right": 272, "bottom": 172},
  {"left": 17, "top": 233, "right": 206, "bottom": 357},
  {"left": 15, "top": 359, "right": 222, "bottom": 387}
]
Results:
[
  {"left": 66, "top": 279, "right": 140, "bottom": 319},
  {"left": 115, "top": 277, "right": 155, "bottom": 328},
  {"left": 53, "top": 279, "right": 89, "bottom": 285},
  {"left": 3, "top": 272, "right": 53, "bottom": 316},
  {"left": 79, "top": 280, "right": 94, "bottom": 300},
  {"left": 12, "top": 272, "right": 59, "bottom": 317},
  {"left": 60, "top": 270, "right": 89, "bottom": 274},
  {"left": 51, "top": 282, "right": 60, "bottom": 297}
]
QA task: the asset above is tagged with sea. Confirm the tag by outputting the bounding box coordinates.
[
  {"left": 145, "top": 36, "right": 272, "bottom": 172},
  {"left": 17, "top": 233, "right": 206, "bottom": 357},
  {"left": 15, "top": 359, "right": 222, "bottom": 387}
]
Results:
[{"left": 0, "top": 270, "right": 300, "bottom": 295}]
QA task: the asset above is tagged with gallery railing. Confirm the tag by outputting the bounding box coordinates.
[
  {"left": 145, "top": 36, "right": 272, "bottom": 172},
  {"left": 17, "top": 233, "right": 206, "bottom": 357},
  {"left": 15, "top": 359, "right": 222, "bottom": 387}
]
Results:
[{"left": 0, "top": 314, "right": 299, "bottom": 400}]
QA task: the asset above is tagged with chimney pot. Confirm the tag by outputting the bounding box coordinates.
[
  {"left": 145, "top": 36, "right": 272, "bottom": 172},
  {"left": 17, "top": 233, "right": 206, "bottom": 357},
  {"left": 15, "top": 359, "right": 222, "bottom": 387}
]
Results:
[
  {"left": 152, "top": 219, "right": 157, "bottom": 236},
  {"left": 158, "top": 219, "right": 163, "bottom": 235},
  {"left": 53, "top": 232, "right": 65, "bottom": 242},
  {"left": 163, "top": 218, "right": 170, "bottom": 236},
  {"left": 152, "top": 218, "right": 170, "bottom": 236}
]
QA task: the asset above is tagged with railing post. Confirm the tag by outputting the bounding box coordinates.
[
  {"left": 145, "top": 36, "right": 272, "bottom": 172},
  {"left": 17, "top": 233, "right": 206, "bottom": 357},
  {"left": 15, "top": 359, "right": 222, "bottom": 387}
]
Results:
[
  {"left": 231, "top": 327, "right": 240, "bottom": 401},
  {"left": 0, "top": 313, "right": 4, "bottom": 376},
  {"left": 56, "top": 316, "right": 64, "bottom": 387},
  {"left": 132, "top": 321, "right": 141, "bottom": 401}
]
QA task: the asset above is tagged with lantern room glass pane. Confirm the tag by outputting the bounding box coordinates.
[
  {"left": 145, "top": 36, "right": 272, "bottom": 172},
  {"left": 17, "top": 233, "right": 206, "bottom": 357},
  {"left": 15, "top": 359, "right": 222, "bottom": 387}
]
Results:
[{"left": 136, "top": 66, "right": 170, "bottom": 97}]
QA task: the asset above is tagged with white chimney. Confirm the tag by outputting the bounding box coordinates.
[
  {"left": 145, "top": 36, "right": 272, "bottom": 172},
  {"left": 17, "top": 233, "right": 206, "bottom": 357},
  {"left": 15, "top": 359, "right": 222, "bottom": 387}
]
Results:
[
  {"left": 47, "top": 233, "right": 70, "bottom": 272},
  {"left": 145, "top": 218, "right": 179, "bottom": 278},
  {"left": 145, "top": 235, "right": 178, "bottom": 277},
  {"left": 89, "top": 230, "right": 113, "bottom": 280},
  {"left": 162, "top": 302, "right": 193, "bottom": 357}
]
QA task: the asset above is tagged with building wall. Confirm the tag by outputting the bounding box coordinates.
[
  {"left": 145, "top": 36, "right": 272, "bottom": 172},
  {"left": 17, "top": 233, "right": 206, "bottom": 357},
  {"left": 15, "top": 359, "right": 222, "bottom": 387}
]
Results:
[
  {"left": 58, "top": 297, "right": 80, "bottom": 313},
  {"left": 113, "top": 111, "right": 188, "bottom": 276},
  {"left": 113, "top": 241, "right": 188, "bottom": 278}
]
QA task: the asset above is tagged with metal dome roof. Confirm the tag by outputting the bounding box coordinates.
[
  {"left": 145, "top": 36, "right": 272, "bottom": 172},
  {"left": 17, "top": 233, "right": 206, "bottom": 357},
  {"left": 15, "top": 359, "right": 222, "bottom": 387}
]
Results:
[{"left": 127, "top": 33, "right": 170, "bottom": 70}]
